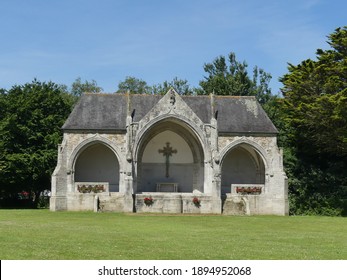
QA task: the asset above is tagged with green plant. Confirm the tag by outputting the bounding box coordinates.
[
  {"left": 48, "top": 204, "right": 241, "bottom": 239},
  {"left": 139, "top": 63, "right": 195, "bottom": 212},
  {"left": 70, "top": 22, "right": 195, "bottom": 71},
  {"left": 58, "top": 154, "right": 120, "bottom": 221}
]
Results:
[
  {"left": 0, "top": 210, "right": 346, "bottom": 260},
  {"left": 77, "top": 184, "right": 105, "bottom": 193},
  {"left": 236, "top": 187, "right": 262, "bottom": 195},
  {"left": 192, "top": 197, "right": 201, "bottom": 208},
  {"left": 144, "top": 197, "right": 154, "bottom": 206}
]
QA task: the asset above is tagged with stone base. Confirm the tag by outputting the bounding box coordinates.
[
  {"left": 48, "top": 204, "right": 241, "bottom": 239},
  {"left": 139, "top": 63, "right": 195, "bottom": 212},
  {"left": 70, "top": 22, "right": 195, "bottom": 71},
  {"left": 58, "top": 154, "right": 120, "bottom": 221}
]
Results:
[
  {"left": 222, "top": 193, "right": 288, "bottom": 216},
  {"left": 136, "top": 193, "right": 221, "bottom": 214},
  {"left": 136, "top": 193, "right": 182, "bottom": 213},
  {"left": 50, "top": 192, "right": 287, "bottom": 215},
  {"left": 50, "top": 193, "right": 133, "bottom": 212},
  {"left": 50, "top": 196, "right": 67, "bottom": 211}
]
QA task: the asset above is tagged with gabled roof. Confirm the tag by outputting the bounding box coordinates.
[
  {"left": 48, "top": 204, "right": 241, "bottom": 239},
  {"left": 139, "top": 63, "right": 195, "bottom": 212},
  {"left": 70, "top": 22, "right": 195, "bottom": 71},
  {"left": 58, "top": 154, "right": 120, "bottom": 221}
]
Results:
[{"left": 62, "top": 93, "right": 278, "bottom": 134}]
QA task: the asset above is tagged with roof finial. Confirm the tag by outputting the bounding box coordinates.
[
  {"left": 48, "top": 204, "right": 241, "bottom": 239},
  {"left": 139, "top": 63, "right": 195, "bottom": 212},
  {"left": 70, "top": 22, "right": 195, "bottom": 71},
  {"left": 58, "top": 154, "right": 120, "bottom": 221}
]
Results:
[{"left": 169, "top": 88, "right": 176, "bottom": 106}]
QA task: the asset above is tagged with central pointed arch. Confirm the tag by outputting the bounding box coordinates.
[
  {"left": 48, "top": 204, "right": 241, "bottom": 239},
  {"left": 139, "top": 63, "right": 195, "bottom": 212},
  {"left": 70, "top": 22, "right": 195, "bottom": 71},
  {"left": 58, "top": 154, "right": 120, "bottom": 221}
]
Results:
[{"left": 134, "top": 118, "right": 205, "bottom": 193}]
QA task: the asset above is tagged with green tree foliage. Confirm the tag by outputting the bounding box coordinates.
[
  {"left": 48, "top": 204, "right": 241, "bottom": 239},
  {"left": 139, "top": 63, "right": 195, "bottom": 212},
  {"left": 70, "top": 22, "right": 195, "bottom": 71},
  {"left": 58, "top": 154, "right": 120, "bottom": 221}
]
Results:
[
  {"left": 198, "top": 52, "right": 272, "bottom": 104},
  {"left": 0, "top": 80, "right": 75, "bottom": 207},
  {"left": 281, "top": 27, "right": 347, "bottom": 160},
  {"left": 280, "top": 26, "right": 347, "bottom": 216},
  {"left": 152, "top": 77, "right": 194, "bottom": 95},
  {"left": 117, "top": 76, "right": 150, "bottom": 94},
  {"left": 70, "top": 77, "right": 103, "bottom": 96},
  {"left": 117, "top": 76, "right": 195, "bottom": 95}
]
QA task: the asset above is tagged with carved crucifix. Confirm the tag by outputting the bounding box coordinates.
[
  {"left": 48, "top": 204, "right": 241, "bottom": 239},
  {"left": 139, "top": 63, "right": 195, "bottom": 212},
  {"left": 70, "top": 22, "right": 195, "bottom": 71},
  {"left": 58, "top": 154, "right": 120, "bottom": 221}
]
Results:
[{"left": 158, "top": 142, "right": 177, "bottom": 177}]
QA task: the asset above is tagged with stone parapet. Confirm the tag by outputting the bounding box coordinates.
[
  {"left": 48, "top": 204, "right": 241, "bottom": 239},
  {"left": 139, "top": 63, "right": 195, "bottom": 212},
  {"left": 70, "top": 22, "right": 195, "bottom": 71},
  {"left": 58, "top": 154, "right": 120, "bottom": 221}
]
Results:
[{"left": 135, "top": 193, "right": 221, "bottom": 214}]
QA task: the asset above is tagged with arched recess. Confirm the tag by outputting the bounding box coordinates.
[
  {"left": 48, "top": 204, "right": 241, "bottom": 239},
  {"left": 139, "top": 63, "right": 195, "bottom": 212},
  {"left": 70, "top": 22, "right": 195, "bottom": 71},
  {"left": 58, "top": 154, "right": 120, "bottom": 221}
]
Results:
[
  {"left": 74, "top": 143, "right": 120, "bottom": 191},
  {"left": 220, "top": 143, "right": 266, "bottom": 194},
  {"left": 70, "top": 136, "right": 123, "bottom": 192},
  {"left": 135, "top": 119, "right": 205, "bottom": 193}
]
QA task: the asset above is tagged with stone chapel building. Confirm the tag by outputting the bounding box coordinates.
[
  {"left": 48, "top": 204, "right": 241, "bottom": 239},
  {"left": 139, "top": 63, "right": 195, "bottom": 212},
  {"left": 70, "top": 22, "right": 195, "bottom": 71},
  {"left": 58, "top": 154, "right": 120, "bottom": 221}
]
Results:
[{"left": 50, "top": 89, "right": 288, "bottom": 215}]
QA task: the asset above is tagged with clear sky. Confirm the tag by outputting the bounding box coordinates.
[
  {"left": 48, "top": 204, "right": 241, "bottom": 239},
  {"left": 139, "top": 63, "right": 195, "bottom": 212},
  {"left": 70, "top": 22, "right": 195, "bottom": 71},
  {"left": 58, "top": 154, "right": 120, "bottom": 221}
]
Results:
[{"left": 0, "top": 0, "right": 346, "bottom": 94}]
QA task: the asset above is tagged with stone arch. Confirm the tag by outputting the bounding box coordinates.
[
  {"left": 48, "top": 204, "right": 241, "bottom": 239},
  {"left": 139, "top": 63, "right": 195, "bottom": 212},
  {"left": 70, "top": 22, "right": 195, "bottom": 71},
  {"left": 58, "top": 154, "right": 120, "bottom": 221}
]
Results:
[
  {"left": 69, "top": 135, "right": 124, "bottom": 192},
  {"left": 219, "top": 138, "right": 269, "bottom": 169},
  {"left": 135, "top": 115, "right": 211, "bottom": 162},
  {"left": 220, "top": 139, "right": 267, "bottom": 194},
  {"left": 134, "top": 117, "right": 206, "bottom": 193}
]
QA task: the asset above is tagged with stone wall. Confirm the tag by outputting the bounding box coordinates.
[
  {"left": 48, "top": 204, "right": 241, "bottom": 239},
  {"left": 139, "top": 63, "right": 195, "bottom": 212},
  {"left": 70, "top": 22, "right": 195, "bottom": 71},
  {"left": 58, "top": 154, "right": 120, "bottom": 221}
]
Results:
[{"left": 135, "top": 193, "right": 221, "bottom": 214}]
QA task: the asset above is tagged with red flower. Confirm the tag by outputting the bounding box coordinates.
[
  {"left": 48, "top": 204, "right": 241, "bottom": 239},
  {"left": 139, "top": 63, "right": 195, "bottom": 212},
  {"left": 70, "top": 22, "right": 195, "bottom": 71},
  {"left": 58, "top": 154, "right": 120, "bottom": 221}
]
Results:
[
  {"left": 192, "top": 197, "right": 201, "bottom": 207},
  {"left": 144, "top": 197, "right": 154, "bottom": 206}
]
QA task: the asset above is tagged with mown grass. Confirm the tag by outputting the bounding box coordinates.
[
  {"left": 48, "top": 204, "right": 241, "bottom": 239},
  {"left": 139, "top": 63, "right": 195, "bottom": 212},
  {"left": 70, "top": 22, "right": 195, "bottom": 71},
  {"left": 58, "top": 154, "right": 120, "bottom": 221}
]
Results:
[{"left": 0, "top": 210, "right": 346, "bottom": 260}]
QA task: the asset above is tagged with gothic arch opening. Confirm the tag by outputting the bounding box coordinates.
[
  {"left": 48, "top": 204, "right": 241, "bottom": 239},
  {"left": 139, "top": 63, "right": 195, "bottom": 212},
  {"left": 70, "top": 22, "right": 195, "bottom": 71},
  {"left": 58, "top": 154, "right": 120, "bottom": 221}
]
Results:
[
  {"left": 221, "top": 144, "right": 265, "bottom": 194},
  {"left": 74, "top": 143, "right": 120, "bottom": 192},
  {"left": 136, "top": 120, "right": 204, "bottom": 193}
]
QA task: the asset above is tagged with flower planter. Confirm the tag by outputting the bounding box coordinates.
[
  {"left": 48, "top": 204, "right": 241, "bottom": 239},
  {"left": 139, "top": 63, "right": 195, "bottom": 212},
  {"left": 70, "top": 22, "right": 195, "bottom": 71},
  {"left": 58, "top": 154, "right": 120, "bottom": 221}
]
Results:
[
  {"left": 236, "top": 186, "right": 262, "bottom": 195},
  {"left": 77, "top": 184, "right": 105, "bottom": 193},
  {"left": 144, "top": 197, "right": 154, "bottom": 206},
  {"left": 192, "top": 197, "right": 201, "bottom": 208}
]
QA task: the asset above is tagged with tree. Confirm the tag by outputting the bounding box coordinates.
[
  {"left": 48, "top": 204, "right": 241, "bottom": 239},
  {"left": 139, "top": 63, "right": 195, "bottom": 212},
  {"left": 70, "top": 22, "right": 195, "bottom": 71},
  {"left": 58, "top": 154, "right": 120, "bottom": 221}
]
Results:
[
  {"left": 70, "top": 77, "right": 103, "bottom": 96},
  {"left": 279, "top": 26, "right": 347, "bottom": 216},
  {"left": 117, "top": 76, "right": 150, "bottom": 94},
  {"left": 198, "top": 52, "right": 272, "bottom": 104},
  {"left": 0, "top": 80, "right": 75, "bottom": 207},
  {"left": 280, "top": 26, "right": 347, "bottom": 160},
  {"left": 152, "top": 77, "right": 194, "bottom": 95}
]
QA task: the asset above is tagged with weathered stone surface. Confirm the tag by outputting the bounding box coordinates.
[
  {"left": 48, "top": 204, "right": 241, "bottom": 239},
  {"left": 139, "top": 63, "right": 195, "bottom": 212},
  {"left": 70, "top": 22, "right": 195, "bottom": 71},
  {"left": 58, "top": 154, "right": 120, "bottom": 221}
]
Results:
[{"left": 51, "top": 89, "right": 288, "bottom": 215}]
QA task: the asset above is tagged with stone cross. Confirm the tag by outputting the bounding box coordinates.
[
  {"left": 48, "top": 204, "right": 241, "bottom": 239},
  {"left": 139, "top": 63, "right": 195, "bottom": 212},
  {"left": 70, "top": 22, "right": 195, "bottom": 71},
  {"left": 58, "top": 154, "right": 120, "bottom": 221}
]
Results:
[{"left": 158, "top": 142, "right": 177, "bottom": 177}]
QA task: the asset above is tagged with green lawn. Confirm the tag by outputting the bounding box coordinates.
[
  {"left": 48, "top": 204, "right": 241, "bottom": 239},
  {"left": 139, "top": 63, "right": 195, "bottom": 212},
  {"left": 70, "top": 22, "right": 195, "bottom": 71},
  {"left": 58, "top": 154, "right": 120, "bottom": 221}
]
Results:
[{"left": 0, "top": 210, "right": 346, "bottom": 260}]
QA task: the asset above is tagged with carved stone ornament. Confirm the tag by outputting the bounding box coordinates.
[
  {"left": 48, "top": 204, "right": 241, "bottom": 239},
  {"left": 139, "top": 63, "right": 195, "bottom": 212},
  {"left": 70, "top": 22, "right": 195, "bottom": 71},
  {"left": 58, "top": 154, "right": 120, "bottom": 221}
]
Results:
[{"left": 169, "top": 90, "right": 176, "bottom": 105}]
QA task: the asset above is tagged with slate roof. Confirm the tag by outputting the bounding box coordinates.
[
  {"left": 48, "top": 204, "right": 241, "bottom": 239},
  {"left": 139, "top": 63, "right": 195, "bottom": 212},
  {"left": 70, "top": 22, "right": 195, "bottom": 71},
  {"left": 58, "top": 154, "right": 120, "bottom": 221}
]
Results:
[{"left": 62, "top": 93, "right": 278, "bottom": 134}]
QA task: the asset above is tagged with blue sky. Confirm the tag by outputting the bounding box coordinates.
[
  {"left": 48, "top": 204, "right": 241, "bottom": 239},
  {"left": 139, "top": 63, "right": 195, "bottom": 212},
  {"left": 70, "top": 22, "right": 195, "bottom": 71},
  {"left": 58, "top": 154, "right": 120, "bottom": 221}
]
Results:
[{"left": 0, "top": 0, "right": 346, "bottom": 94}]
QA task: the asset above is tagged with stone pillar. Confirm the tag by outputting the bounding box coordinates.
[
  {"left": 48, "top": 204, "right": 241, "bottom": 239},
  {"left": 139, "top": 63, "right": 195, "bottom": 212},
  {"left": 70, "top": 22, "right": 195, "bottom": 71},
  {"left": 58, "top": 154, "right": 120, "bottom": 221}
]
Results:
[
  {"left": 209, "top": 93, "right": 221, "bottom": 198},
  {"left": 94, "top": 195, "right": 99, "bottom": 212},
  {"left": 124, "top": 91, "right": 135, "bottom": 200},
  {"left": 212, "top": 170, "right": 221, "bottom": 197},
  {"left": 50, "top": 142, "right": 68, "bottom": 211}
]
